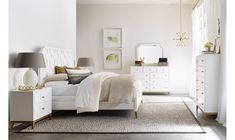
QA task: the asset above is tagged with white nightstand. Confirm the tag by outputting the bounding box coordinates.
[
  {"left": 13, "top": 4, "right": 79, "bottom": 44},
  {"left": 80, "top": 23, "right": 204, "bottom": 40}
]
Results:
[{"left": 10, "top": 87, "right": 52, "bottom": 129}]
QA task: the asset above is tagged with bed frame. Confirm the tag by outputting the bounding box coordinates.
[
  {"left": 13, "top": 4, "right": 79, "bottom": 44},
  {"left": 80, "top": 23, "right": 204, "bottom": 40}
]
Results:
[{"left": 38, "top": 47, "right": 142, "bottom": 117}]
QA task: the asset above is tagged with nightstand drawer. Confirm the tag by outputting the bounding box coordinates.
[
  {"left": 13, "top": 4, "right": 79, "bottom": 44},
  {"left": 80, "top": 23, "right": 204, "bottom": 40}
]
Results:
[
  {"left": 34, "top": 100, "right": 51, "bottom": 120},
  {"left": 34, "top": 89, "right": 52, "bottom": 103},
  {"left": 34, "top": 92, "right": 51, "bottom": 102}
]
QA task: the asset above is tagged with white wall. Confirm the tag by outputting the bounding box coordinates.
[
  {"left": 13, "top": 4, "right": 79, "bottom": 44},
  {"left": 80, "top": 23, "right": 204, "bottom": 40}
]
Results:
[
  {"left": 77, "top": 4, "right": 193, "bottom": 94},
  {"left": 9, "top": 0, "right": 76, "bottom": 89}
]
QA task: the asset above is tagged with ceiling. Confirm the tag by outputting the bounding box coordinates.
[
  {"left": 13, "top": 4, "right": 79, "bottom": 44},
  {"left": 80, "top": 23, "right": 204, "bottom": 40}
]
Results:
[{"left": 77, "top": 0, "right": 198, "bottom": 5}]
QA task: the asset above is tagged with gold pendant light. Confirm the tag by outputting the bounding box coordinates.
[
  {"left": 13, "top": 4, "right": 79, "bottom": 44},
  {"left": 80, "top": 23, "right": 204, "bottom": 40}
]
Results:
[{"left": 173, "top": 0, "right": 189, "bottom": 47}]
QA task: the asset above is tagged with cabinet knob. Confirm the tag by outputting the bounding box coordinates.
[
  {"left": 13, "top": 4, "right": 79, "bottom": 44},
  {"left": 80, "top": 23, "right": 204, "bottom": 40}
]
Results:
[
  {"left": 201, "top": 71, "right": 204, "bottom": 73},
  {"left": 201, "top": 92, "right": 204, "bottom": 94},
  {"left": 42, "top": 96, "right": 45, "bottom": 98},
  {"left": 42, "top": 107, "right": 45, "bottom": 110}
]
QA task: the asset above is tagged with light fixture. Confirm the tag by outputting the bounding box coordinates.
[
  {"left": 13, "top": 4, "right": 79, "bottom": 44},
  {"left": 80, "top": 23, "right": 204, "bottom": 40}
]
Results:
[
  {"left": 15, "top": 52, "right": 46, "bottom": 87},
  {"left": 173, "top": 0, "right": 189, "bottom": 47}
]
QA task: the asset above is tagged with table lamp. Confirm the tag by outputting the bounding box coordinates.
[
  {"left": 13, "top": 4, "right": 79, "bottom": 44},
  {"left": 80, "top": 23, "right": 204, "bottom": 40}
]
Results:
[
  {"left": 77, "top": 57, "right": 94, "bottom": 68},
  {"left": 15, "top": 52, "right": 46, "bottom": 87}
]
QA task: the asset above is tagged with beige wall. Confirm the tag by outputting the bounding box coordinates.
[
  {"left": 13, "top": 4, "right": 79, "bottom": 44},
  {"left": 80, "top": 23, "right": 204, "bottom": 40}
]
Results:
[
  {"left": 9, "top": 0, "right": 77, "bottom": 89},
  {"left": 77, "top": 4, "right": 193, "bottom": 94}
]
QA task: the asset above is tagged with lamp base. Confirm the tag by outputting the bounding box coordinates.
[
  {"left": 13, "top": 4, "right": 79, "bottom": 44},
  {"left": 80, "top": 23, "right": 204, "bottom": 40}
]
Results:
[{"left": 23, "top": 68, "right": 38, "bottom": 87}]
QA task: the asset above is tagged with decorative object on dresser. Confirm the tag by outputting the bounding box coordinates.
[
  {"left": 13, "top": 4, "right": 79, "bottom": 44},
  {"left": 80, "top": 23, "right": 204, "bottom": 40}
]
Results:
[
  {"left": 196, "top": 54, "right": 220, "bottom": 116},
  {"left": 10, "top": 87, "right": 52, "bottom": 129},
  {"left": 131, "top": 66, "right": 169, "bottom": 93},
  {"left": 15, "top": 52, "right": 46, "bottom": 88}
]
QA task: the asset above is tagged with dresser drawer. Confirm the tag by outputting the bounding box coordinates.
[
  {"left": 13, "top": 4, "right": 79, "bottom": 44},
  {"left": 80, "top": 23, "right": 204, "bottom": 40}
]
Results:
[
  {"left": 196, "top": 58, "right": 205, "bottom": 66},
  {"left": 157, "top": 67, "right": 168, "bottom": 73},
  {"left": 131, "top": 67, "right": 143, "bottom": 73},
  {"left": 150, "top": 73, "right": 158, "bottom": 79},
  {"left": 142, "top": 79, "right": 150, "bottom": 85},
  {"left": 197, "top": 97, "right": 205, "bottom": 111},
  {"left": 143, "top": 67, "right": 156, "bottom": 73},
  {"left": 158, "top": 73, "right": 168, "bottom": 79},
  {"left": 196, "top": 89, "right": 205, "bottom": 100}
]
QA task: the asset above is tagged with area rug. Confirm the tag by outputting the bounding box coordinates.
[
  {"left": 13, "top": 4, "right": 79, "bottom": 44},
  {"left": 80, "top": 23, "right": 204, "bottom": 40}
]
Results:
[{"left": 18, "top": 102, "right": 204, "bottom": 133}]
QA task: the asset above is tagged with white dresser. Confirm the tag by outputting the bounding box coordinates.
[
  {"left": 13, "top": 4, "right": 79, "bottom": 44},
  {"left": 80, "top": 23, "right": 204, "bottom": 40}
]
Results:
[
  {"left": 10, "top": 87, "right": 52, "bottom": 129},
  {"left": 196, "top": 54, "right": 220, "bottom": 115},
  {"left": 130, "top": 66, "right": 169, "bottom": 93}
]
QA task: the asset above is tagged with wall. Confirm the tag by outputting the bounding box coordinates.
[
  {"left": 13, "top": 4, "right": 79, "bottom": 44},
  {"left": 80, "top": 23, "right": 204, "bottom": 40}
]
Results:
[
  {"left": 77, "top": 4, "right": 193, "bottom": 94},
  {"left": 9, "top": 0, "right": 76, "bottom": 89}
]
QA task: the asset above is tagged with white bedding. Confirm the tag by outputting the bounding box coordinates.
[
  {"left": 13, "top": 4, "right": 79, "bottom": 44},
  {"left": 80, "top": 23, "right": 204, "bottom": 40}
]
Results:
[
  {"left": 49, "top": 84, "right": 79, "bottom": 96},
  {"left": 75, "top": 72, "right": 139, "bottom": 113},
  {"left": 45, "top": 81, "right": 69, "bottom": 87},
  {"left": 75, "top": 72, "right": 119, "bottom": 113}
]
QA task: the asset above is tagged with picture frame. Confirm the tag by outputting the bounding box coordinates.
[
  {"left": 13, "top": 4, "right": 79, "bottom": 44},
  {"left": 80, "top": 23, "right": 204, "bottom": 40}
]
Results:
[
  {"left": 103, "top": 28, "right": 122, "bottom": 48},
  {"left": 103, "top": 49, "right": 122, "bottom": 69}
]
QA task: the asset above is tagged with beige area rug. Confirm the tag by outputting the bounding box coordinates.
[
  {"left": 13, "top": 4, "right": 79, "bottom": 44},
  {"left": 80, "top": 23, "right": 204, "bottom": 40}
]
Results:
[{"left": 19, "top": 102, "right": 204, "bottom": 133}]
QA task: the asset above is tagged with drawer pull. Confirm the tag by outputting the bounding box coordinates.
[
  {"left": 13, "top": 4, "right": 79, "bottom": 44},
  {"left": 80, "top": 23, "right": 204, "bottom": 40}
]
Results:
[
  {"left": 42, "top": 107, "right": 45, "bottom": 110},
  {"left": 201, "top": 71, "right": 204, "bottom": 73},
  {"left": 201, "top": 92, "right": 204, "bottom": 94},
  {"left": 42, "top": 96, "right": 45, "bottom": 98},
  {"left": 201, "top": 60, "right": 204, "bottom": 62}
]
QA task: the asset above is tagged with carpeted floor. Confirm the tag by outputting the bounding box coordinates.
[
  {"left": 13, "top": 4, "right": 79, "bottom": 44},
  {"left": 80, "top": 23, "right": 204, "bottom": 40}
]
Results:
[{"left": 19, "top": 102, "right": 204, "bottom": 133}]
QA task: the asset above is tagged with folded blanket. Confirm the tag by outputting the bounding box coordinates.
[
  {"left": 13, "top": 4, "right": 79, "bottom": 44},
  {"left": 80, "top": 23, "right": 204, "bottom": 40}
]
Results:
[
  {"left": 75, "top": 72, "right": 119, "bottom": 113},
  {"left": 108, "top": 75, "right": 136, "bottom": 104}
]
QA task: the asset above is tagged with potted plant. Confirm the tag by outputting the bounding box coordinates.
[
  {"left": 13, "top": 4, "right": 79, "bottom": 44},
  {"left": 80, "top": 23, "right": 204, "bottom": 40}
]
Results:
[{"left": 204, "top": 42, "right": 213, "bottom": 51}]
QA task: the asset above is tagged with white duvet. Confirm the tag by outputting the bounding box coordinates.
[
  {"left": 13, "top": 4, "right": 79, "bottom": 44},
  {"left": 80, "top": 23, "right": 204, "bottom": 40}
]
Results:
[{"left": 75, "top": 72, "right": 119, "bottom": 113}]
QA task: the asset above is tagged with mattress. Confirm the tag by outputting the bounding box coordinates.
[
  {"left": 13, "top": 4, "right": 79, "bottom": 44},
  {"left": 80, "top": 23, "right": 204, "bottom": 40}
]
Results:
[
  {"left": 47, "top": 84, "right": 79, "bottom": 96},
  {"left": 53, "top": 96, "right": 75, "bottom": 102}
]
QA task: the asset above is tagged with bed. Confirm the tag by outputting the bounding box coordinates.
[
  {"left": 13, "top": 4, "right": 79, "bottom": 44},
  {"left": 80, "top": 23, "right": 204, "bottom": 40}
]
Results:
[{"left": 38, "top": 47, "right": 143, "bottom": 117}]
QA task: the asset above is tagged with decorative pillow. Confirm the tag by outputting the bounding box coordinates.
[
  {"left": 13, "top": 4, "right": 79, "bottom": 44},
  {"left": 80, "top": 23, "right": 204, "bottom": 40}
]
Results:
[
  {"left": 66, "top": 69, "right": 92, "bottom": 84},
  {"left": 55, "top": 66, "right": 80, "bottom": 74},
  {"left": 66, "top": 69, "right": 90, "bottom": 74}
]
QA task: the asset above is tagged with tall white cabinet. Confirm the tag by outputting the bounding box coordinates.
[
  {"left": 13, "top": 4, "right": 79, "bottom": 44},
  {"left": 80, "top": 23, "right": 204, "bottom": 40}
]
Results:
[
  {"left": 196, "top": 54, "right": 220, "bottom": 115},
  {"left": 130, "top": 66, "right": 170, "bottom": 93}
]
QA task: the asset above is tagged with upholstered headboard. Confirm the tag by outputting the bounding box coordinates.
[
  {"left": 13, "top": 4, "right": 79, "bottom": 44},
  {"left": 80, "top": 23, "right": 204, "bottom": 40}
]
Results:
[{"left": 38, "top": 47, "right": 76, "bottom": 83}]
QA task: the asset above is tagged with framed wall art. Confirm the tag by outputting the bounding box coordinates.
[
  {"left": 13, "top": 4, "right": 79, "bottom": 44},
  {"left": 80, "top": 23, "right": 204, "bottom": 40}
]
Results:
[
  {"left": 103, "top": 28, "right": 122, "bottom": 48},
  {"left": 103, "top": 49, "right": 122, "bottom": 69}
]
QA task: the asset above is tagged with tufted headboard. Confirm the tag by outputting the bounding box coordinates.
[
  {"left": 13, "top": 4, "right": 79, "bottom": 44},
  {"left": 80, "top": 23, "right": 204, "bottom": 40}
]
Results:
[{"left": 38, "top": 47, "right": 76, "bottom": 83}]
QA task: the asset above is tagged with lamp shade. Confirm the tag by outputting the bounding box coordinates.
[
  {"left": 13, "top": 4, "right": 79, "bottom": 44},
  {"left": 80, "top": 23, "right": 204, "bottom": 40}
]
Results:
[
  {"left": 77, "top": 57, "right": 94, "bottom": 67},
  {"left": 15, "top": 52, "right": 46, "bottom": 68}
]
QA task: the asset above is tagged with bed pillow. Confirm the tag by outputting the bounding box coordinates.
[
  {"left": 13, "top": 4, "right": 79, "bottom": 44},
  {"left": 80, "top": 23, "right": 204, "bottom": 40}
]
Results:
[
  {"left": 55, "top": 66, "right": 80, "bottom": 74},
  {"left": 66, "top": 69, "right": 92, "bottom": 84},
  {"left": 41, "top": 74, "right": 68, "bottom": 86}
]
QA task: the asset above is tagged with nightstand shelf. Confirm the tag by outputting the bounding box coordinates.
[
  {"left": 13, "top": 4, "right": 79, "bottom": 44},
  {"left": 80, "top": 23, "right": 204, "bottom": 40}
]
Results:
[{"left": 10, "top": 87, "right": 52, "bottom": 129}]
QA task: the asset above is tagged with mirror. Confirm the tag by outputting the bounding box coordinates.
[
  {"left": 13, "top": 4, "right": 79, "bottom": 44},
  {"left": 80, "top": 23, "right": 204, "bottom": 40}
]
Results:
[{"left": 136, "top": 43, "right": 163, "bottom": 64}]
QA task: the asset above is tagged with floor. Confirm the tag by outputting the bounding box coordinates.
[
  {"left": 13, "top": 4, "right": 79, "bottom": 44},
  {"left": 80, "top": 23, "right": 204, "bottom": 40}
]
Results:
[{"left": 9, "top": 95, "right": 226, "bottom": 140}]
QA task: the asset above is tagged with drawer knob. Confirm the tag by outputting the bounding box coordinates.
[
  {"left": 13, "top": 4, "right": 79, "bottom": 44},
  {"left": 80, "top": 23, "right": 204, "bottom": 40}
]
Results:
[
  {"left": 201, "top": 71, "right": 204, "bottom": 72},
  {"left": 42, "top": 107, "right": 45, "bottom": 110},
  {"left": 42, "top": 96, "right": 45, "bottom": 98},
  {"left": 201, "top": 92, "right": 204, "bottom": 94},
  {"left": 201, "top": 60, "right": 204, "bottom": 62}
]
